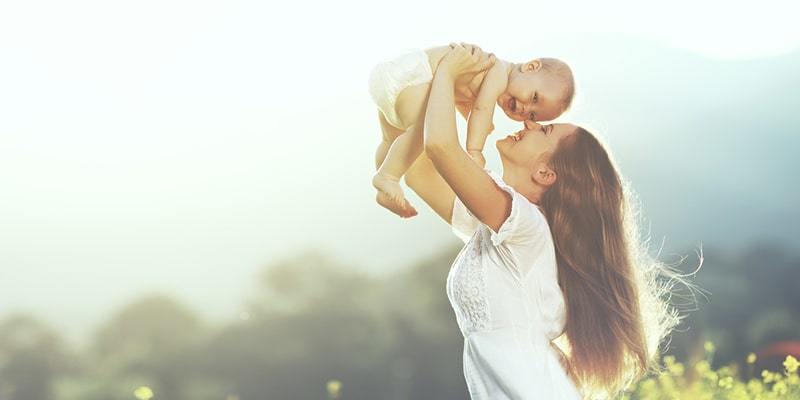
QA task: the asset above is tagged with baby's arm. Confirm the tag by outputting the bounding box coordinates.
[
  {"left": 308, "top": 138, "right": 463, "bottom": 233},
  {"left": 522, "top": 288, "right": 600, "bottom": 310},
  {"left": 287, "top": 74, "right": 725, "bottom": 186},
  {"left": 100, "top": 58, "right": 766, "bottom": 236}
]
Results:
[{"left": 465, "top": 63, "right": 508, "bottom": 165}]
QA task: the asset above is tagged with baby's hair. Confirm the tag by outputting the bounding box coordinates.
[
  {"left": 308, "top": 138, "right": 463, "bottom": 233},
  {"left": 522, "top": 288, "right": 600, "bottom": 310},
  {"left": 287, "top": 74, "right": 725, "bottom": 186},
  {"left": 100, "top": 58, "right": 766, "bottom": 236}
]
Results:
[{"left": 539, "top": 58, "right": 575, "bottom": 114}]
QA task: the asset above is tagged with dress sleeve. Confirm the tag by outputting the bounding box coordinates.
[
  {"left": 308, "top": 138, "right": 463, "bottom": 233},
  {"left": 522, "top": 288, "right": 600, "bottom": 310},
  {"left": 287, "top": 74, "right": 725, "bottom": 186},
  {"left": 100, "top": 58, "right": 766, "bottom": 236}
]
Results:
[
  {"left": 484, "top": 170, "right": 548, "bottom": 247},
  {"left": 450, "top": 196, "right": 479, "bottom": 243}
]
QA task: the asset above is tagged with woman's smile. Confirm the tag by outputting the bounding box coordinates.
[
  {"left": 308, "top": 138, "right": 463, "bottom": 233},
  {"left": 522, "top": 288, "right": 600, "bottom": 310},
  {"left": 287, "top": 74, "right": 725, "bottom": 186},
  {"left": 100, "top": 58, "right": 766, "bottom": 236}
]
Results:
[{"left": 505, "top": 130, "right": 526, "bottom": 142}]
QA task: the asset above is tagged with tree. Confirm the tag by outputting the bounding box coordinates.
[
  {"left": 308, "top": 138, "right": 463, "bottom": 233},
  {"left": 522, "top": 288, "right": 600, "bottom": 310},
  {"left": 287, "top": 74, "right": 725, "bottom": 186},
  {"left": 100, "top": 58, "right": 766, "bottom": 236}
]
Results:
[
  {"left": 0, "top": 315, "right": 73, "bottom": 400},
  {"left": 84, "top": 294, "right": 206, "bottom": 400}
]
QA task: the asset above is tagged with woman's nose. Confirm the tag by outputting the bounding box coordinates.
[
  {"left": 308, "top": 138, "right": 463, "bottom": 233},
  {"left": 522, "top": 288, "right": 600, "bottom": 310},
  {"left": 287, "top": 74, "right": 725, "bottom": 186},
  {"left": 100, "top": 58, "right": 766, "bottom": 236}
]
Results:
[{"left": 524, "top": 119, "right": 540, "bottom": 130}]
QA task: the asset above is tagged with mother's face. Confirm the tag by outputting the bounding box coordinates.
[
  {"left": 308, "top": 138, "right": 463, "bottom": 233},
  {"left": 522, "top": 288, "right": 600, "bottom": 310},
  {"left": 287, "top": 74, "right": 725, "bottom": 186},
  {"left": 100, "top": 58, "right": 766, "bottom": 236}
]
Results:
[{"left": 496, "top": 122, "right": 577, "bottom": 169}]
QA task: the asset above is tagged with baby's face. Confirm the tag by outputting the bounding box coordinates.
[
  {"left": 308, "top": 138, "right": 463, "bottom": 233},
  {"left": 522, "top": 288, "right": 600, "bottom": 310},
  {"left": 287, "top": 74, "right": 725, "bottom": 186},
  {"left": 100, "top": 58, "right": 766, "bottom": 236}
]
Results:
[{"left": 497, "top": 69, "right": 566, "bottom": 123}]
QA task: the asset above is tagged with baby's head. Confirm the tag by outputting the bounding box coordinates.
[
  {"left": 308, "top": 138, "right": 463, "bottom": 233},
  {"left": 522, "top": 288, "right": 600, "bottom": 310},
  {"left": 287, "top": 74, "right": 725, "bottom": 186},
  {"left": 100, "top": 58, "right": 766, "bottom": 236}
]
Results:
[{"left": 497, "top": 58, "right": 575, "bottom": 123}]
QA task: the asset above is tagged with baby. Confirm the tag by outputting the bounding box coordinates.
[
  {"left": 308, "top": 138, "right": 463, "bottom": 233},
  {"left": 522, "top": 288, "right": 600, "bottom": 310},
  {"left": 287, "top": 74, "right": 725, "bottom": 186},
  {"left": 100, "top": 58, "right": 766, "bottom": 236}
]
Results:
[{"left": 369, "top": 43, "right": 575, "bottom": 218}]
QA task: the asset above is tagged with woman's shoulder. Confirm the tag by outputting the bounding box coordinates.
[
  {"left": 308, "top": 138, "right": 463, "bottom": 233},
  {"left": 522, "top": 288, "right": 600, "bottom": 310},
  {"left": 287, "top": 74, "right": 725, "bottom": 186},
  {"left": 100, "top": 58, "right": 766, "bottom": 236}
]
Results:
[
  {"left": 484, "top": 169, "right": 510, "bottom": 191},
  {"left": 485, "top": 170, "right": 540, "bottom": 213},
  {"left": 484, "top": 169, "right": 550, "bottom": 234}
]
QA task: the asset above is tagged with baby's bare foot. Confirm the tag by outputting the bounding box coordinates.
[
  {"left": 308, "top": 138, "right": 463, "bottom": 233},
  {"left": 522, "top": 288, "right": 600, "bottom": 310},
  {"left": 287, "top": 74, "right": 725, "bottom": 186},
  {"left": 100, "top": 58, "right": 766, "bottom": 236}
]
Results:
[
  {"left": 372, "top": 173, "right": 404, "bottom": 201},
  {"left": 376, "top": 191, "right": 418, "bottom": 218},
  {"left": 373, "top": 173, "right": 417, "bottom": 218}
]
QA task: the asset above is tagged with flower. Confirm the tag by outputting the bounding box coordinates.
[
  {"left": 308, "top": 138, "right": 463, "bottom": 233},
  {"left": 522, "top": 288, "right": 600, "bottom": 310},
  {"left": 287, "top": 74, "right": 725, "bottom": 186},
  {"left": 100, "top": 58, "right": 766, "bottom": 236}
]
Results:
[
  {"left": 762, "top": 369, "right": 776, "bottom": 383},
  {"left": 696, "top": 360, "right": 711, "bottom": 374},
  {"left": 326, "top": 379, "right": 342, "bottom": 398},
  {"left": 134, "top": 386, "right": 154, "bottom": 400},
  {"left": 784, "top": 355, "right": 799, "bottom": 374},
  {"left": 668, "top": 362, "right": 685, "bottom": 377},
  {"left": 772, "top": 381, "right": 788, "bottom": 396},
  {"left": 718, "top": 376, "right": 734, "bottom": 389},
  {"left": 704, "top": 371, "right": 719, "bottom": 383},
  {"left": 747, "top": 353, "right": 757, "bottom": 364},
  {"left": 704, "top": 341, "right": 716, "bottom": 354},
  {"left": 747, "top": 378, "right": 764, "bottom": 395}
]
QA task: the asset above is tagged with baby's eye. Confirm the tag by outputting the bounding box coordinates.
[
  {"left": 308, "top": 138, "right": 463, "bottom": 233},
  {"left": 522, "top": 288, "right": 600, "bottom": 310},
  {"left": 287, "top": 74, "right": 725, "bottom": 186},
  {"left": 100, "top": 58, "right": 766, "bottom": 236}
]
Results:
[
  {"left": 529, "top": 112, "right": 536, "bottom": 121},
  {"left": 533, "top": 92, "right": 538, "bottom": 103}
]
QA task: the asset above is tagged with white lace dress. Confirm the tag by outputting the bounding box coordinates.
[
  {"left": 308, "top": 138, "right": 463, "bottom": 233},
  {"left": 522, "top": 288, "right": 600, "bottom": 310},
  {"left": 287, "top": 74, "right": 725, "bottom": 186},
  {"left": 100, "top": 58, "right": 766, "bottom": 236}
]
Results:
[{"left": 446, "top": 170, "right": 583, "bottom": 400}]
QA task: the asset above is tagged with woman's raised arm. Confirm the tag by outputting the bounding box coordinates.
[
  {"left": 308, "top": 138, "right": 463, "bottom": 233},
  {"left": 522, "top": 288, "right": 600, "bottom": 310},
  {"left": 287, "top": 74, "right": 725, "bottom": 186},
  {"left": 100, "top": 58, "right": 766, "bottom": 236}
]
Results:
[{"left": 422, "top": 44, "right": 512, "bottom": 233}]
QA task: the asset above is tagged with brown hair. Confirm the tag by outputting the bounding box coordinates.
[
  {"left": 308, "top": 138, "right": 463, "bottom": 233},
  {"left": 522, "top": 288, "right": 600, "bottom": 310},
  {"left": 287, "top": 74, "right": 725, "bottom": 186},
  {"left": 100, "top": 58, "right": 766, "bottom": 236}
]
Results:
[
  {"left": 539, "top": 58, "right": 576, "bottom": 113},
  {"left": 540, "top": 127, "right": 693, "bottom": 398}
]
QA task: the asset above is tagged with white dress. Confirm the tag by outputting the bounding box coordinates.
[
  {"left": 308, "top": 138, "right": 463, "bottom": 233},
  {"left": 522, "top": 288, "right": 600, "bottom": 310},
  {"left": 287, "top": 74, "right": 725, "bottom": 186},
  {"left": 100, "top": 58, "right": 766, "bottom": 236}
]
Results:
[{"left": 447, "top": 170, "right": 583, "bottom": 400}]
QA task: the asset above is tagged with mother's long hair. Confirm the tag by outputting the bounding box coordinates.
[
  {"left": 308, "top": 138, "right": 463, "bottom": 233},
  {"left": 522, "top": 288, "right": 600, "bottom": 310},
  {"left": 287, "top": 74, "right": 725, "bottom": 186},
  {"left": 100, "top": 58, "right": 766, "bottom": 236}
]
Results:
[{"left": 540, "top": 127, "right": 693, "bottom": 399}]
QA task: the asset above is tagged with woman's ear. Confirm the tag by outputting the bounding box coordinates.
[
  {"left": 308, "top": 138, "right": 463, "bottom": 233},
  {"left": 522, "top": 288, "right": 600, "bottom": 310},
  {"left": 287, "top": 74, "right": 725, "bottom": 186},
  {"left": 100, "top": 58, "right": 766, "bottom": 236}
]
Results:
[{"left": 532, "top": 163, "right": 557, "bottom": 187}]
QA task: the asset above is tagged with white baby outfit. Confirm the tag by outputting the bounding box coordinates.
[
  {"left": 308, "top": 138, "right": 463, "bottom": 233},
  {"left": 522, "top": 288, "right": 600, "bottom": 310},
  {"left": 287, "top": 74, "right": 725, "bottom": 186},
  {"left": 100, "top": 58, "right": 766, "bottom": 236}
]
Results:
[
  {"left": 447, "top": 169, "right": 583, "bottom": 400},
  {"left": 368, "top": 50, "right": 433, "bottom": 130}
]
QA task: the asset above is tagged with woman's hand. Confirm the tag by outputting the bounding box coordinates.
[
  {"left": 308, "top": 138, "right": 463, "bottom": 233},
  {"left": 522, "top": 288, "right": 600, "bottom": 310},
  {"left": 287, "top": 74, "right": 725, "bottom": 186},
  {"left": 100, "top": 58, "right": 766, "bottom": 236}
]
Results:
[{"left": 439, "top": 42, "right": 496, "bottom": 81}]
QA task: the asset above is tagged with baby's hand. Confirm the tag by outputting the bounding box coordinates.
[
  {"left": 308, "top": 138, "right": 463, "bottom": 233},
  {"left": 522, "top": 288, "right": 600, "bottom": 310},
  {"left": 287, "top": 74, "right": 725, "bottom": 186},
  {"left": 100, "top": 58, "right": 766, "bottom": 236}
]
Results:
[
  {"left": 441, "top": 43, "right": 496, "bottom": 80},
  {"left": 468, "top": 150, "right": 486, "bottom": 168}
]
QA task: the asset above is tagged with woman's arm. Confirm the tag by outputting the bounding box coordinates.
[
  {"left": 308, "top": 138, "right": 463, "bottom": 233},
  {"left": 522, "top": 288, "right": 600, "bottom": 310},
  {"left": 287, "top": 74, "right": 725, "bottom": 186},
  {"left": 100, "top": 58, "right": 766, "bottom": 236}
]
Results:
[{"left": 423, "top": 44, "right": 512, "bottom": 233}]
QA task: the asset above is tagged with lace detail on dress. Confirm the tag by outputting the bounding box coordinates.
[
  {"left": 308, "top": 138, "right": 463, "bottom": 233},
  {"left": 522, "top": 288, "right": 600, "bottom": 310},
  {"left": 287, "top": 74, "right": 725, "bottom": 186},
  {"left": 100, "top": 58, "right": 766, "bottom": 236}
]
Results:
[{"left": 453, "top": 240, "right": 490, "bottom": 333}]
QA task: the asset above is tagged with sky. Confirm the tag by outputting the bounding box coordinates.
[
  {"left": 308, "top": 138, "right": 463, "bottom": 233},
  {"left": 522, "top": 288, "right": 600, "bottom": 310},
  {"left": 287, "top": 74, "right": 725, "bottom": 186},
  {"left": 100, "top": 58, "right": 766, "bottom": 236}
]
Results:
[{"left": 1, "top": 0, "right": 799, "bottom": 346}]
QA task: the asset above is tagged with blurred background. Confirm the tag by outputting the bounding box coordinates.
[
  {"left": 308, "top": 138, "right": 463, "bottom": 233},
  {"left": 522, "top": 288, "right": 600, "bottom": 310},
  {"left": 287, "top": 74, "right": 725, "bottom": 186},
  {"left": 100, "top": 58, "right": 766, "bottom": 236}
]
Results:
[{"left": 1, "top": 0, "right": 798, "bottom": 399}]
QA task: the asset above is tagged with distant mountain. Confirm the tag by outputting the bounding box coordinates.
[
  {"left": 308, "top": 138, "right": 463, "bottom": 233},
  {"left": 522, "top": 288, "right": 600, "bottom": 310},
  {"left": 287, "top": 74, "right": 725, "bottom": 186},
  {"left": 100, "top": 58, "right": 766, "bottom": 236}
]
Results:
[{"left": 512, "top": 35, "right": 800, "bottom": 253}]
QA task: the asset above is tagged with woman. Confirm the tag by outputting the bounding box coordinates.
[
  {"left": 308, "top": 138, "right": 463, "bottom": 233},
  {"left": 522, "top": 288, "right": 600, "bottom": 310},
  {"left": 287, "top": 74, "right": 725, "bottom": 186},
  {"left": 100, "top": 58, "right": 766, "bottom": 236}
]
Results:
[{"left": 403, "top": 44, "right": 683, "bottom": 399}]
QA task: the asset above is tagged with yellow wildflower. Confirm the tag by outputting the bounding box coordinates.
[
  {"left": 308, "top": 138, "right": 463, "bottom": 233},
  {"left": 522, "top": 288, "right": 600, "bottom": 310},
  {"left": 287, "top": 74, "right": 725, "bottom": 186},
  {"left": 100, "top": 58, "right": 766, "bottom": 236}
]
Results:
[
  {"left": 772, "top": 380, "right": 788, "bottom": 396},
  {"left": 719, "top": 376, "right": 734, "bottom": 389},
  {"left": 638, "top": 377, "right": 658, "bottom": 398},
  {"left": 704, "top": 371, "right": 719, "bottom": 383},
  {"left": 718, "top": 365, "right": 736, "bottom": 377},
  {"left": 668, "top": 361, "right": 685, "bottom": 376},
  {"left": 134, "top": 386, "right": 154, "bottom": 400},
  {"left": 762, "top": 369, "right": 783, "bottom": 383},
  {"left": 731, "top": 385, "right": 750, "bottom": 400},
  {"left": 747, "top": 352, "right": 757, "bottom": 364},
  {"left": 696, "top": 360, "right": 711, "bottom": 374},
  {"left": 326, "top": 379, "right": 342, "bottom": 397},
  {"left": 784, "top": 355, "right": 799, "bottom": 374},
  {"left": 704, "top": 341, "right": 715, "bottom": 354},
  {"left": 747, "top": 378, "right": 764, "bottom": 394}
]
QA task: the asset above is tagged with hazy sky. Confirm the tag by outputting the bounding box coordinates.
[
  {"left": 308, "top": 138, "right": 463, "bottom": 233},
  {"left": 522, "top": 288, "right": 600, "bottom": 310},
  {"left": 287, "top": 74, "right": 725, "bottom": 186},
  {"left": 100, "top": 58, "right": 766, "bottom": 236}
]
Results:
[{"left": 1, "top": 0, "right": 799, "bottom": 346}]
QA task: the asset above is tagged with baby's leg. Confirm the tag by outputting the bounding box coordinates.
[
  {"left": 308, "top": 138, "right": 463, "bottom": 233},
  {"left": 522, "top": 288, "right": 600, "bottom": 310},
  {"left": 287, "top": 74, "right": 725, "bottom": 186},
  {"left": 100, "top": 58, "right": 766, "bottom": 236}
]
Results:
[
  {"left": 375, "top": 138, "right": 392, "bottom": 171},
  {"left": 373, "top": 112, "right": 418, "bottom": 218},
  {"left": 375, "top": 112, "right": 402, "bottom": 169}
]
